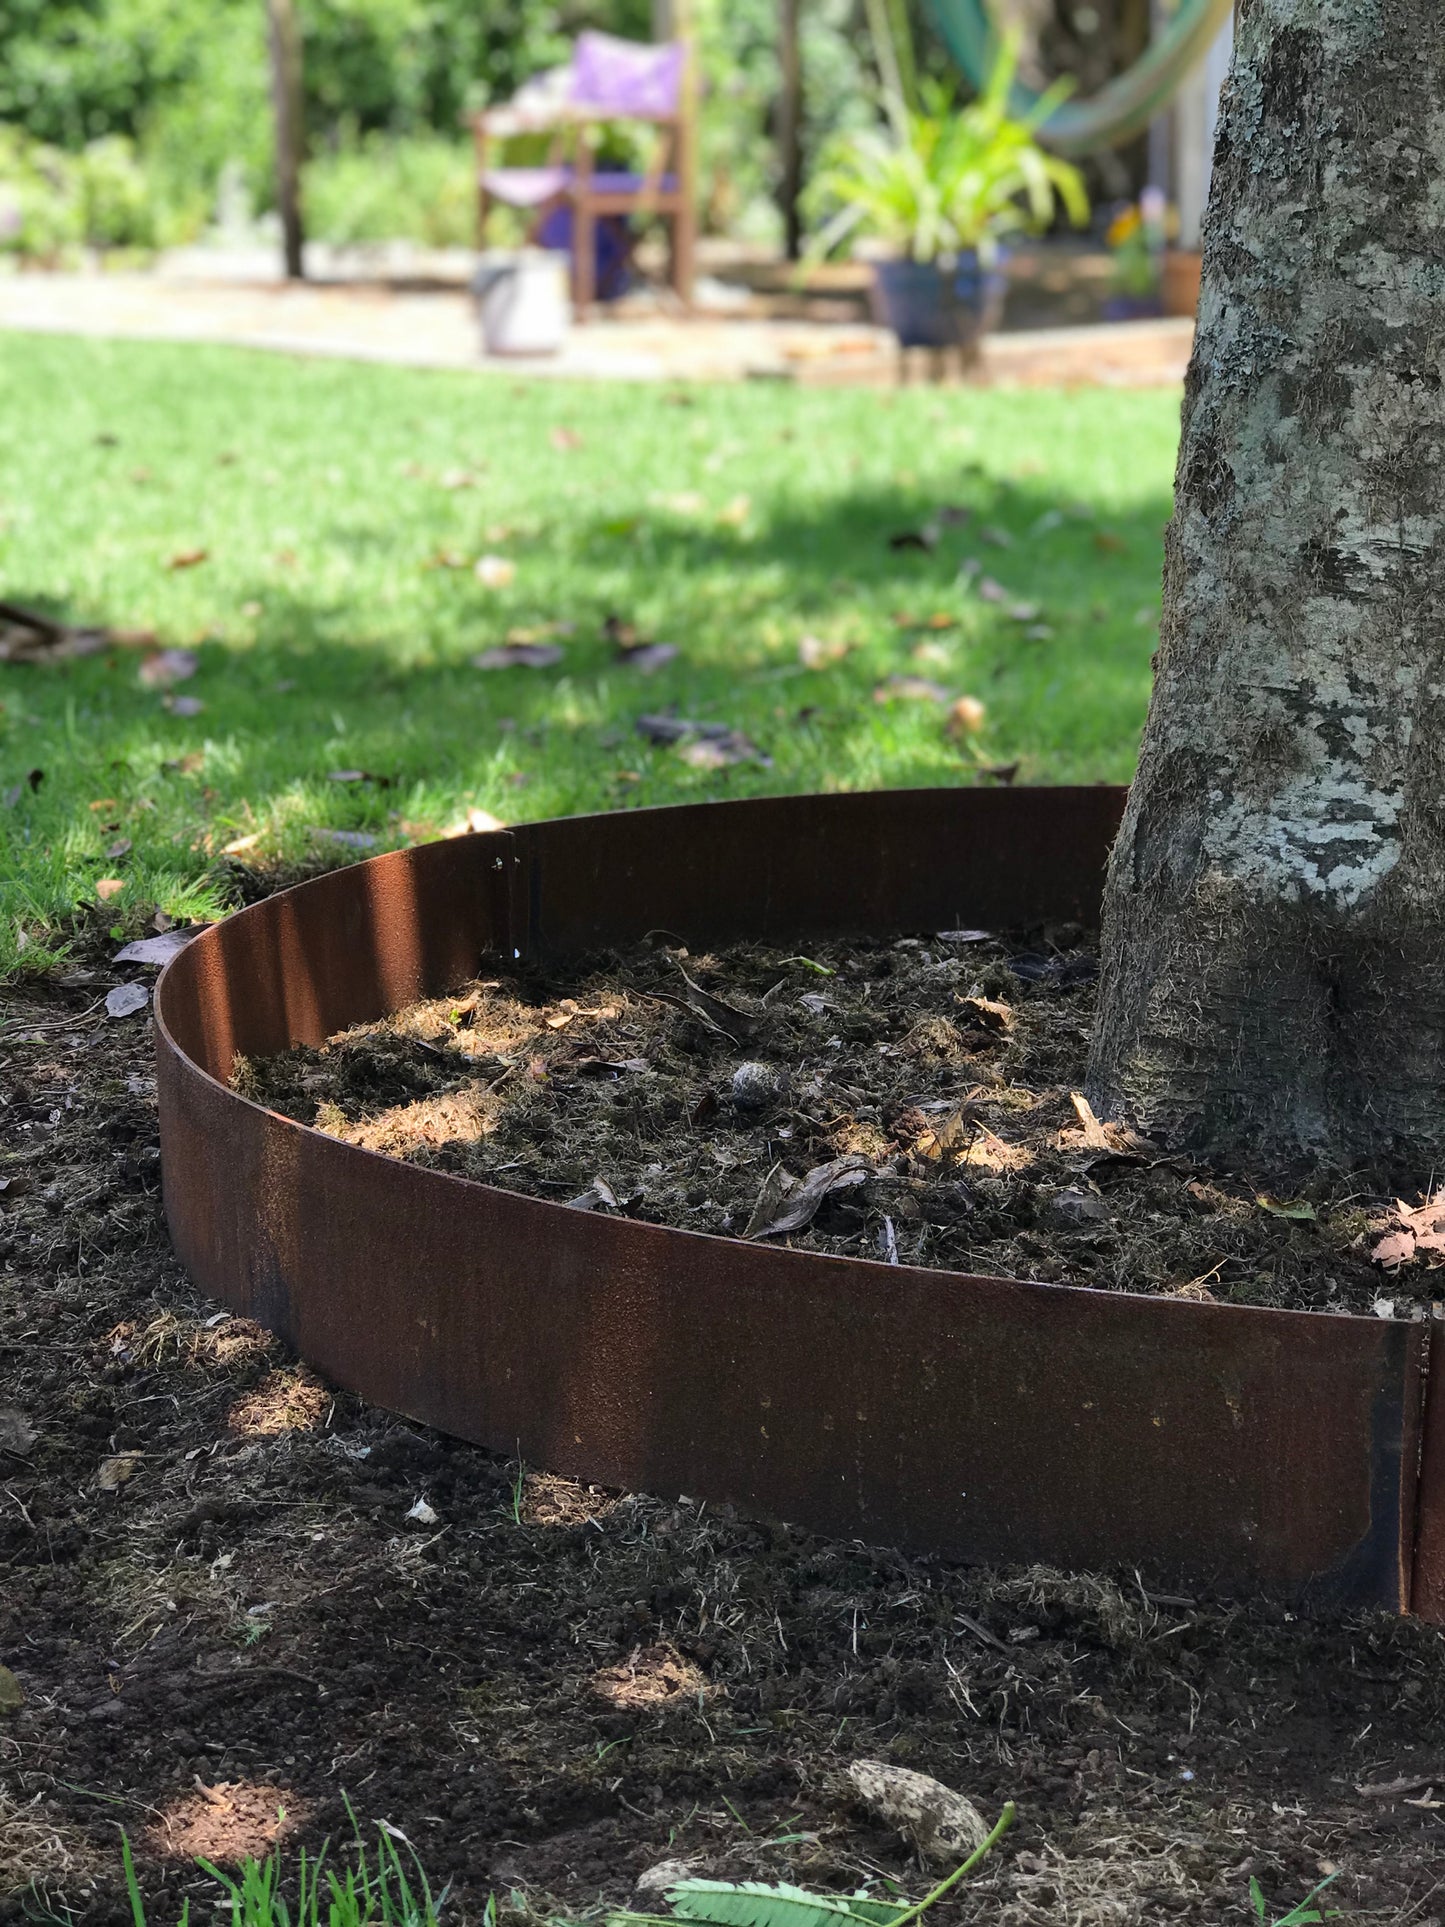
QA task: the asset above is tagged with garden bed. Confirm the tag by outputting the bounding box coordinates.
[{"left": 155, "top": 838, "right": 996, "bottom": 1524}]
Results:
[{"left": 238, "top": 925, "right": 1409, "bottom": 1320}]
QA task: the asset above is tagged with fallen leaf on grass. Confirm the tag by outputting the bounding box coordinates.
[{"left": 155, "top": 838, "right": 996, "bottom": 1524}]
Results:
[
  {"left": 114, "top": 931, "right": 195, "bottom": 967},
  {"left": 888, "top": 526, "right": 938, "bottom": 552},
  {"left": 439, "top": 468, "right": 480, "bottom": 491},
  {"left": 874, "top": 676, "right": 952, "bottom": 705},
  {"left": 164, "top": 547, "right": 209, "bottom": 571},
  {"left": 618, "top": 642, "right": 679, "bottom": 674},
  {"left": 745, "top": 1154, "right": 870, "bottom": 1239},
  {"left": 979, "top": 524, "right": 1013, "bottom": 549},
  {"left": 677, "top": 733, "right": 763, "bottom": 770},
  {"left": 106, "top": 837, "right": 131, "bottom": 859},
  {"left": 716, "top": 493, "right": 751, "bottom": 528},
  {"left": 946, "top": 696, "right": 987, "bottom": 737},
  {"left": 1, "top": 768, "right": 44, "bottom": 808},
  {"left": 0, "top": 1405, "right": 36, "bottom": 1457},
  {"left": 847, "top": 1760, "right": 989, "bottom": 1861},
  {"left": 138, "top": 648, "right": 198, "bottom": 689},
  {"left": 98, "top": 1452, "right": 143, "bottom": 1488},
  {"left": 637, "top": 713, "right": 771, "bottom": 769},
  {"left": 471, "top": 643, "right": 564, "bottom": 670},
  {"left": 105, "top": 982, "right": 150, "bottom": 1018},
  {"left": 308, "top": 828, "right": 378, "bottom": 850},
  {"left": 95, "top": 879, "right": 126, "bottom": 903},
  {"left": 327, "top": 769, "right": 392, "bottom": 787},
  {"left": 0, "top": 599, "right": 110, "bottom": 664},
  {"left": 221, "top": 832, "right": 262, "bottom": 856},
  {"left": 549, "top": 425, "right": 584, "bottom": 452},
  {"left": 449, "top": 807, "right": 507, "bottom": 835},
  {"left": 798, "top": 633, "right": 849, "bottom": 669},
  {"left": 1093, "top": 529, "right": 1129, "bottom": 555},
  {"left": 165, "top": 695, "right": 205, "bottom": 717},
  {"left": 893, "top": 611, "right": 959, "bottom": 632},
  {"left": 474, "top": 555, "right": 517, "bottom": 588}
]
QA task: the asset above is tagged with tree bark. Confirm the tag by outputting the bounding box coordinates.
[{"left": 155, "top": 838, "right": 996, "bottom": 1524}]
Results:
[
  {"left": 265, "top": 0, "right": 305, "bottom": 281},
  {"left": 1089, "top": 0, "right": 1445, "bottom": 1173},
  {"left": 777, "top": 0, "right": 804, "bottom": 262}
]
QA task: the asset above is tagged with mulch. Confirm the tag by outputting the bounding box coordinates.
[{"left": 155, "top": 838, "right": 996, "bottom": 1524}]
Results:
[{"left": 3, "top": 928, "right": 1445, "bottom": 1926}]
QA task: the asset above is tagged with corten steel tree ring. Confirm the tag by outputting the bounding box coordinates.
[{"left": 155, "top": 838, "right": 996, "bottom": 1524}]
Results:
[{"left": 153, "top": 787, "right": 1444, "bottom": 1619}]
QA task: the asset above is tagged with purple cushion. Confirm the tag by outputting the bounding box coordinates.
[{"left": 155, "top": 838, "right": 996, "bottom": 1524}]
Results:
[
  {"left": 482, "top": 167, "right": 678, "bottom": 207},
  {"left": 480, "top": 166, "right": 569, "bottom": 208}
]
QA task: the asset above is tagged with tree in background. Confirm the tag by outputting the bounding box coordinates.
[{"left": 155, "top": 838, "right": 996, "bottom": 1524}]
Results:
[{"left": 265, "top": 0, "right": 304, "bottom": 275}]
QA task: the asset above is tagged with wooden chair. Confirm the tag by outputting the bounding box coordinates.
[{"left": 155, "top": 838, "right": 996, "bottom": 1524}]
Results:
[{"left": 471, "top": 31, "right": 696, "bottom": 315}]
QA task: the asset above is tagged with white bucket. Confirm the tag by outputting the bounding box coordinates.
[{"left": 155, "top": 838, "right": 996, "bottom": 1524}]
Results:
[{"left": 473, "top": 249, "right": 571, "bottom": 356}]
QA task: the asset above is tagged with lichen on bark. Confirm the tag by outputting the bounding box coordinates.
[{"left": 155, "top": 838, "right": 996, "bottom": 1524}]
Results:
[{"left": 1089, "top": 0, "right": 1445, "bottom": 1171}]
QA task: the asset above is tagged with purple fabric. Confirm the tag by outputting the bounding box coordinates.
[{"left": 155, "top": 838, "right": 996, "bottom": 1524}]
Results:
[{"left": 570, "top": 32, "right": 685, "bottom": 116}]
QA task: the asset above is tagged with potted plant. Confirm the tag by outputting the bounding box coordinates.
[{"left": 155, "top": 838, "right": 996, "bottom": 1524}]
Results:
[
  {"left": 1101, "top": 185, "right": 1170, "bottom": 321},
  {"left": 805, "top": 17, "right": 1088, "bottom": 351}
]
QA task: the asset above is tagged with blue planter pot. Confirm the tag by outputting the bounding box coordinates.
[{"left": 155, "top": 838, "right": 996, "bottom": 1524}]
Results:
[{"left": 871, "top": 253, "right": 1007, "bottom": 349}]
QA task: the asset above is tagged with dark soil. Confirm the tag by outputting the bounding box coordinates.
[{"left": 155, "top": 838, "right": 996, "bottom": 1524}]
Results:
[
  {"left": 241, "top": 928, "right": 1427, "bottom": 1318},
  {"left": 4, "top": 933, "right": 1445, "bottom": 1927}
]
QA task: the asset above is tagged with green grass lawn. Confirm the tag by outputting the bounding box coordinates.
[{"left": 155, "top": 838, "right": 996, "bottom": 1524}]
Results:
[{"left": 0, "top": 334, "right": 1180, "bottom": 973}]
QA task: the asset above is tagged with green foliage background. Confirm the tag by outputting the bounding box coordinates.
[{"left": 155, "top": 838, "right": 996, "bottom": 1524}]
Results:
[{"left": 0, "top": 0, "right": 885, "bottom": 249}]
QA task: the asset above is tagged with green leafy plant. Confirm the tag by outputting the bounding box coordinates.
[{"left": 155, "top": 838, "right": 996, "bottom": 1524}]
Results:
[
  {"left": 1250, "top": 1871, "right": 1342, "bottom": 1927},
  {"left": 805, "top": 24, "right": 1086, "bottom": 264},
  {"left": 117, "top": 1803, "right": 446, "bottom": 1927},
  {"left": 607, "top": 1802, "right": 1015, "bottom": 1927}
]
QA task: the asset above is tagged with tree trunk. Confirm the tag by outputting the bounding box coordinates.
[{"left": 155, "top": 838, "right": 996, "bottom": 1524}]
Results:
[
  {"left": 265, "top": 0, "right": 305, "bottom": 281},
  {"left": 1088, "top": 0, "right": 1445, "bottom": 1174},
  {"left": 777, "top": 0, "right": 804, "bottom": 262}
]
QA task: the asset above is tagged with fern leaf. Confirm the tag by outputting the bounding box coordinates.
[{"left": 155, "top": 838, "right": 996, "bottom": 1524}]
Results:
[{"left": 665, "top": 1879, "right": 908, "bottom": 1927}]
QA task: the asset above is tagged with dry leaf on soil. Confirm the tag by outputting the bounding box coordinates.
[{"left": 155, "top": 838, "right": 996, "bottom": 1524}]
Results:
[
  {"left": 114, "top": 931, "right": 196, "bottom": 967},
  {"left": 98, "top": 1452, "right": 143, "bottom": 1489},
  {"left": 745, "top": 1154, "right": 870, "bottom": 1240},
  {"left": 846, "top": 1759, "right": 989, "bottom": 1861},
  {"left": 0, "top": 1405, "right": 37, "bottom": 1457},
  {"left": 1372, "top": 1196, "right": 1445, "bottom": 1270},
  {"left": 105, "top": 982, "right": 150, "bottom": 1018}
]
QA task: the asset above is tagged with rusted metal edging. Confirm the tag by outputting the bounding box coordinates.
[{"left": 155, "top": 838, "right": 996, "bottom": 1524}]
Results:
[{"left": 152, "top": 786, "right": 1437, "bottom": 1615}]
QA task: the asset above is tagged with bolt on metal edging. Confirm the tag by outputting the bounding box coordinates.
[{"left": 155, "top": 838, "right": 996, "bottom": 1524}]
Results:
[{"left": 151, "top": 785, "right": 1444, "bottom": 1620}]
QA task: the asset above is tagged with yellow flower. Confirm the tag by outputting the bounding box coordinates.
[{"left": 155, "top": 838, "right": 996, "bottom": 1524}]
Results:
[{"left": 1106, "top": 206, "right": 1142, "bottom": 249}]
